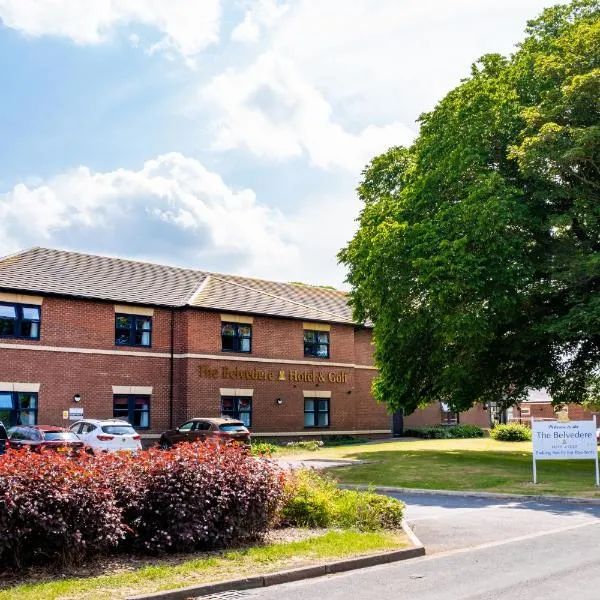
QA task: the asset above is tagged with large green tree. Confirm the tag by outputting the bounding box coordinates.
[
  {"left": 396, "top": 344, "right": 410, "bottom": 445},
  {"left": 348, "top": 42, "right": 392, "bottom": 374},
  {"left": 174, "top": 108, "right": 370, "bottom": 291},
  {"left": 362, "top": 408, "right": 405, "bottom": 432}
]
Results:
[{"left": 339, "top": 0, "right": 600, "bottom": 415}]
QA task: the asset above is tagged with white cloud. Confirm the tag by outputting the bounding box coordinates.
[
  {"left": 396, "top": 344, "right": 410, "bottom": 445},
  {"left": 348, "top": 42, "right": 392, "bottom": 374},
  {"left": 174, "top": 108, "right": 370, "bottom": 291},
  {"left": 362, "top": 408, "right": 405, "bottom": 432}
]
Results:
[
  {"left": 202, "top": 52, "right": 415, "bottom": 171},
  {"left": 202, "top": 0, "right": 549, "bottom": 170},
  {"left": 258, "top": 0, "right": 553, "bottom": 123},
  {"left": 0, "top": 0, "right": 221, "bottom": 59},
  {"left": 230, "top": 0, "right": 289, "bottom": 44},
  {"left": 0, "top": 153, "right": 307, "bottom": 277}
]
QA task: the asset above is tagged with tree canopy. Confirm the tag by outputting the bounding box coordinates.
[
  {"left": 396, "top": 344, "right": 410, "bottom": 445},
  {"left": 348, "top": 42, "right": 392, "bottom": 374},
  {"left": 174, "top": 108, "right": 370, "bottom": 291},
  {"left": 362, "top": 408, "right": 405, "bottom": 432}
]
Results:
[{"left": 339, "top": 0, "right": 600, "bottom": 415}]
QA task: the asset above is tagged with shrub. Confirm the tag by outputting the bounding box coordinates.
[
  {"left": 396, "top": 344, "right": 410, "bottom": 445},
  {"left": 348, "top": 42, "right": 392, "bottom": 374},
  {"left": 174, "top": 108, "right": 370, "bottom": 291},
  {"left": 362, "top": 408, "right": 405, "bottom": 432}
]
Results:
[
  {"left": 251, "top": 441, "right": 280, "bottom": 456},
  {"left": 280, "top": 470, "right": 404, "bottom": 531},
  {"left": 447, "top": 425, "right": 485, "bottom": 438},
  {"left": 0, "top": 450, "right": 126, "bottom": 569},
  {"left": 490, "top": 423, "right": 532, "bottom": 441},
  {"left": 322, "top": 435, "right": 364, "bottom": 447},
  {"left": 0, "top": 442, "right": 286, "bottom": 567},
  {"left": 285, "top": 440, "right": 324, "bottom": 452},
  {"left": 125, "top": 443, "right": 285, "bottom": 553},
  {"left": 403, "top": 425, "right": 484, "bottom": 439}
]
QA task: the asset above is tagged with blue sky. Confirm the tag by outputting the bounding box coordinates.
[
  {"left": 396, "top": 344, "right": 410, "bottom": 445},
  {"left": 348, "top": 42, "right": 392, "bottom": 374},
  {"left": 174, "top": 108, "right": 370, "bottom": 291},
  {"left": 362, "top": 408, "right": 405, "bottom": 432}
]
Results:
[{"left": 0, "top": 0, "right": 553, "bottom": 286}]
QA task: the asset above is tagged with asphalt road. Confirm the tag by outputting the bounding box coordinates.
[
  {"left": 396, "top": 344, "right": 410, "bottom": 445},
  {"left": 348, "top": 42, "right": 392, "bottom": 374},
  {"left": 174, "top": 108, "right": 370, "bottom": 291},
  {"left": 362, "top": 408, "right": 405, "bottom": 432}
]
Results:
[{"left": 241, "top": 493, "right": 600, "bottom": 600}]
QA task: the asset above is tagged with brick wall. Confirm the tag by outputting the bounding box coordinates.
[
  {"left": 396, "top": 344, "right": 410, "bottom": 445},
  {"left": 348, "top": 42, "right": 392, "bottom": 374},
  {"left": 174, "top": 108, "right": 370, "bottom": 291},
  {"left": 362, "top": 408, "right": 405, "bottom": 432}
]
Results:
[
  {"left": 0, "top": 295, "right": 389, "bottom": 435},
  {"left": 404, "top": 403, "right": 490, "bottom": 429}
]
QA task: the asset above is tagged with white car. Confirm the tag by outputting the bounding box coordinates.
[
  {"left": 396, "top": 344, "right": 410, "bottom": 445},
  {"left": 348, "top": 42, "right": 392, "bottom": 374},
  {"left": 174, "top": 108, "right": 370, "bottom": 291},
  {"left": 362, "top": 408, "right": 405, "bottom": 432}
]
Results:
[{"left": 70, "top": 419, "right": 142, "bottom": 454}]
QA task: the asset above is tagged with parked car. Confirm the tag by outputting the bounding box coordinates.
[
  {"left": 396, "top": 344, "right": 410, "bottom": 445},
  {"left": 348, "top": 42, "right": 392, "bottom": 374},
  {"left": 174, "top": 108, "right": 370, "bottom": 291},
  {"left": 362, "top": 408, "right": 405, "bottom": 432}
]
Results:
[
  {"left": 159, "top": 418, "right": 251, "bottom": 450},
  {"left": 0, "top": 421, "right": 7, "bottom": 455},
  {"left": 8, "top": 425, "right": 84, "bottom": 454},
  {"left": 69, "top": 419, "right": 142, "bottom": 454}
]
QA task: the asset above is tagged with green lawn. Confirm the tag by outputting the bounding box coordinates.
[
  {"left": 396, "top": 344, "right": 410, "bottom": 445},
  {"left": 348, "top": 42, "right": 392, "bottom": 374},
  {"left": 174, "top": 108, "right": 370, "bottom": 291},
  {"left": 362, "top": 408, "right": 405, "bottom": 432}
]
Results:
[
  {"left": 0, "top": 530, "right": 407, "bottom": 600},
  {"left": 286, "top": 438, "right": 600, "bottom": 498}
]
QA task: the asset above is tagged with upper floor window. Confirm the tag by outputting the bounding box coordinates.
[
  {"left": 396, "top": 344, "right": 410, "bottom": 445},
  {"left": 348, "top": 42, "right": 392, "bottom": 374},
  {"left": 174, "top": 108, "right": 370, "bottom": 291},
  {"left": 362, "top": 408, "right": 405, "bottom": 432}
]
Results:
[
  {"left": 0, "top": 303, "right": 40, "bottom": 340},
  {"left": 304, "top": 330, "right": 330, "bottom": 358},
  {"left": 115, "top": 314, "right": 152, "bottom": 347},
  {"left": 221, "top": 322, "right": 252, "bottom": 353}
]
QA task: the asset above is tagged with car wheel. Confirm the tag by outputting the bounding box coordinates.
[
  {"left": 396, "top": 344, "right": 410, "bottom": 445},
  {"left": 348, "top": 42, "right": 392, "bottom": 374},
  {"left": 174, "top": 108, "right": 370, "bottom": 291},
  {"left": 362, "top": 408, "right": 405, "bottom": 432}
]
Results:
[{"left": 159, "top": 437, "right": 172, "bottom": 450}]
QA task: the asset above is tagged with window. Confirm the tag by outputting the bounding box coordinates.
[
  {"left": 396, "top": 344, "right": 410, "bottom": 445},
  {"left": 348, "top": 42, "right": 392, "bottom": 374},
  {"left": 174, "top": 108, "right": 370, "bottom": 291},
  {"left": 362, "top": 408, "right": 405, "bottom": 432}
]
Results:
[
  {"left": 221, "top": 322, "right": 252, "bottom": 353},
  {"left": 115, "top": 314, "right": 152, "bottom": 347},
  {"left": 113, "top": 395, "right": 150, "bottom": 428},
  {"left": 440, "top": 402, "right": 458, "bottom": 425},
  {"left": 0, "top": 392, "right": 38, "bottom": 427},
  {"left": 304, "top": 398, "right": 330, "bottom": 428},
  {"left": 221, "top": 396, "right": 252, "bottom": 428},
  {"left": 0, "top": 303, "right": 40, "bottom": 339},
  {"left": 304, "top": 330, "right": 330, "bottom": 358}
]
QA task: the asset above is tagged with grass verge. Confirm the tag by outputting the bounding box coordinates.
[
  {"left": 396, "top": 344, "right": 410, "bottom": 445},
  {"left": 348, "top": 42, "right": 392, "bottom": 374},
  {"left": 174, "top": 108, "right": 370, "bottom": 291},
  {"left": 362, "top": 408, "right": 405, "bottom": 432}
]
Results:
[
  {"left": 283, "top": 438, "right": 600, "bottom": 498},
  {"left": 0, "top": 530, "right": 407, "bottom": 600}
]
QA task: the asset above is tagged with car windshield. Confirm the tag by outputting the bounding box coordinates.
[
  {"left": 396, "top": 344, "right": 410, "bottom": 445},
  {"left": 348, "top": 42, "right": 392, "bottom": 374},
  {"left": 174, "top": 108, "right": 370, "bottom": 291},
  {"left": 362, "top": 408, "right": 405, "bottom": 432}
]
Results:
[
  {"left": 44, "top": 432, "right": 79, "bottom": 441},
  {"left": 101, "top": 425, "right": 137, "bottom": 435},
  {"left": 219, "top": 424, "right": 247, "bottom": 432}
]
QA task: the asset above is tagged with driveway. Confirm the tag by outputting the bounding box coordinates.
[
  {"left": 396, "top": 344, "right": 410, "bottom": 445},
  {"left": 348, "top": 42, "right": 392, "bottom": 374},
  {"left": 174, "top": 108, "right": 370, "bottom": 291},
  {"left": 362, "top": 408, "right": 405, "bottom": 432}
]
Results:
[
  {"left": 397, "top": 491, "right": 600, "bottom": 553},
  {"left": 243, "top": 492, "right": 600, "bottom": 600}
]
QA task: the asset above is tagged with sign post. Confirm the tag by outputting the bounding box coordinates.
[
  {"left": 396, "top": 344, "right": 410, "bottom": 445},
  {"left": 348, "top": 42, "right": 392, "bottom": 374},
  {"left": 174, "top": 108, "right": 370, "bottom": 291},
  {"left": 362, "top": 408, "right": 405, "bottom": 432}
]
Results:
[
  {"left": 595, "top": 415, "right": 599, "bottom": 487},
  {"left": 532, "top": 417, "right": 537, "bottom": 484},
  {"left": 532, "top": 418, "right": 599, "bottom": 486}
]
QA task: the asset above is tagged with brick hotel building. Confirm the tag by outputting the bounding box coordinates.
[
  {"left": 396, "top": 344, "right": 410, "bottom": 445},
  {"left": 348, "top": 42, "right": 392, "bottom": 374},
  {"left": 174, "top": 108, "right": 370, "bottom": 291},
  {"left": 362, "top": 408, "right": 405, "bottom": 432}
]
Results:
[{"left": 0, "top": 248, "right": 488, "bottom": 440}]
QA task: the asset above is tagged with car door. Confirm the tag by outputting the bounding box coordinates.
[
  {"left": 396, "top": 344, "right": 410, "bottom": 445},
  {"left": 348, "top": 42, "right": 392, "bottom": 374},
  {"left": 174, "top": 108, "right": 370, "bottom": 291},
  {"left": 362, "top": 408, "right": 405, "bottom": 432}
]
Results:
[
  {"left": 70, "top": 422, "right": 87, "bottom": 442},
  {"left": 172, "top": 421, "right": 195, "bottom": 444},
  {"left": 193, "top": 421, "right": 211, "bottom": 442}
]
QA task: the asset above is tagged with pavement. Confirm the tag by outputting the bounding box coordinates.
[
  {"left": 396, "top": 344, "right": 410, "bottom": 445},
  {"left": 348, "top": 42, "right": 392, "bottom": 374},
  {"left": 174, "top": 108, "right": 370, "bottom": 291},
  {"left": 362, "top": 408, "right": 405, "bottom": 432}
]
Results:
[
  {"left": 237, "top": 492, "right": 600, "bottom": 600},
  {"left": 275, "top": 458, "right": 360, "bottom": 470}
]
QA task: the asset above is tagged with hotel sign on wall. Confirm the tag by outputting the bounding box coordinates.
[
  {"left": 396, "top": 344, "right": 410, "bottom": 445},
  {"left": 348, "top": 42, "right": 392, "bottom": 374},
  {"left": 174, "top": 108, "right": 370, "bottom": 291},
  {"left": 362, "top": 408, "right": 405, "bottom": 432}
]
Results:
[{"left": 198, "top": 364, "right": 350, "bottom": 384}]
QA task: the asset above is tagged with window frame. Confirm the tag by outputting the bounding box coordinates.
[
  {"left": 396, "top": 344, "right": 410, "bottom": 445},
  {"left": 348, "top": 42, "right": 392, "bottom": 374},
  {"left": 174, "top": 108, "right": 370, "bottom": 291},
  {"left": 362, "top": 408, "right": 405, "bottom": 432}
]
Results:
[
  {"left": 112, "top": 394, "right": 151, "bottom": 429},
  {"left": 440, "top": 402, "right": 458, "bottom": 425},
  {"left": 221, "top": 322, "right": 252, "bottom": 354},
  {"left": 0, "top": 302, "right": 41, "bottom": 340},
  {"left": 303, "top": 329, "right": 330, "bottom": 359},
  {"left": 220, "top": 396, "right": 253, "bottom": 428},
  {"left": 0, "top": 391, "right": 39, "bottom": 427},
  {"left": 304, "top": 398, "right": 330, "bottom": 429},
  {"left": 115, "top": 314, "right": 153, "bottom": 348}
]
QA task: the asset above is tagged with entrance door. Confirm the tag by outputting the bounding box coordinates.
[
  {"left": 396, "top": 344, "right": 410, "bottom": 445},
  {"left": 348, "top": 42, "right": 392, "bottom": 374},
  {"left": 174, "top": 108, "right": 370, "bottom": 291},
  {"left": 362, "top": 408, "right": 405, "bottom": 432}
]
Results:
[{"left": 392, "top": 410, "right": 404, "bottom": 437}]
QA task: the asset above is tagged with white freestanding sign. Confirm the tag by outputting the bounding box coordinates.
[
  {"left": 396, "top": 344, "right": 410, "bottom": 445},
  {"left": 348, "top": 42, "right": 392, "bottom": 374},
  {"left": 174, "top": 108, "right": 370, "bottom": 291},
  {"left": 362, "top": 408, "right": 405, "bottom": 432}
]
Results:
[{"left": 532, "top": 418, "right": 599, "bottom": 486}]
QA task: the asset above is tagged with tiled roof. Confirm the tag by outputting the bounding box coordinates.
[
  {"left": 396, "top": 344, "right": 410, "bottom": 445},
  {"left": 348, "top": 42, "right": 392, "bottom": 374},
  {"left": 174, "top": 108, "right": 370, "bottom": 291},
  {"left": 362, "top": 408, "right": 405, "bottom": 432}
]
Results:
[
  {"left": 191, "top": 275, "right": 354, "bottom": 324},
  {"left": 0, "top": 248, "right": 206, "bottom": 307},
  {"left": 0, "top": 248, "right": 358, "bottom": 325}
]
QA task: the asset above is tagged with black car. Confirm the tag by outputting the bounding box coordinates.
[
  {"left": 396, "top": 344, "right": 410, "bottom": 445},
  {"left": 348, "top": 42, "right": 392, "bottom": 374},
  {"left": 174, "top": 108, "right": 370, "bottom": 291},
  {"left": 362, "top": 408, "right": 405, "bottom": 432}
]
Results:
[{"left": 0, "top": 421, "right": 7, "bottom": 455}]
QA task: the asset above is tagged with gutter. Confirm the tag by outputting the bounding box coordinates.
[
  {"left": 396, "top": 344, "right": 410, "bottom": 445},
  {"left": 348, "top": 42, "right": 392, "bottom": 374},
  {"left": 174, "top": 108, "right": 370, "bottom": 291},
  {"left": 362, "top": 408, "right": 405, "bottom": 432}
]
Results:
[{"left": 169, "top": 309, "right": 175, "bottom": 429}]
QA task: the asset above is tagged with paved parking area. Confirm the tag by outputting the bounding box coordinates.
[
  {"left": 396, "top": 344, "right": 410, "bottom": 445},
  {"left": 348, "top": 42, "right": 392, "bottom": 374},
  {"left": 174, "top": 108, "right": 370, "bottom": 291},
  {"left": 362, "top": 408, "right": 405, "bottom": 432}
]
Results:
[
  {"left": 393, "top": 491, "right": 600, "bottom": 553},
  {"left": 249, "top": 492, "right": 600, "bottom": 599}
]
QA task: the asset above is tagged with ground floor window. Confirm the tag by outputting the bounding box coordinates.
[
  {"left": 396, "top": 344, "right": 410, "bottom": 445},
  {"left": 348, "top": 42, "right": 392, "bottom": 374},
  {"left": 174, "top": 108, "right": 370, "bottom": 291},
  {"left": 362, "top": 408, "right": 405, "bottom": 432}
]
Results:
[
  {"left": 113, "top": 395, "right": 150, "bottom": 428},
  {"left": 221, "top": 396, "right": 252, "bottom": 428},
  {"left": 0, "top": 392, "right": 38, "bottom": 427},
  {"left": 440, "top": 402, "right": 458, "bottom": 425},
  {"left": 304, "top": 398, "right": 330, "bottom": 428}
]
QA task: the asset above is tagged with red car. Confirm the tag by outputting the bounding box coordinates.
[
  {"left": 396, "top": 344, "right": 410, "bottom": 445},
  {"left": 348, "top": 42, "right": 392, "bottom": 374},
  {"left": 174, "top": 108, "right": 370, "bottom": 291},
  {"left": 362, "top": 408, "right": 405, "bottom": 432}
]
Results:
[
  {"left": 159, "top": 418, "right": 251, "bottom": 450},
  {"left": 8, "top": 425, "right": 85, "bottom": 454}
]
